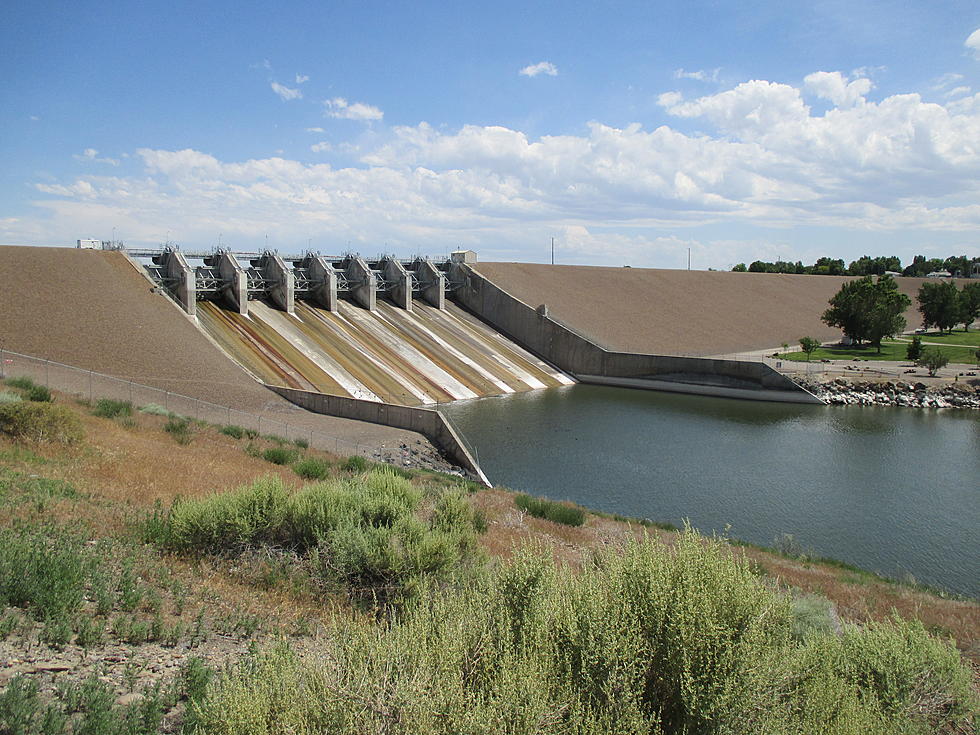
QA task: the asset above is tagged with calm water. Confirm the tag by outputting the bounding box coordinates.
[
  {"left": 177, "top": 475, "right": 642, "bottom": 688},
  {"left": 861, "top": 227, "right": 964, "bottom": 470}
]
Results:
[{"left": 440, "top": 385, "right": 980, "bottom": 597}]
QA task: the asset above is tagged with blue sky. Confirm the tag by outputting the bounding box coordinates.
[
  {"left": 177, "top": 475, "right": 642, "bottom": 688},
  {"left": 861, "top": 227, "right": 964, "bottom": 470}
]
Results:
[{"left": 2, "top": 0, "right": 979, "bottom": 269}]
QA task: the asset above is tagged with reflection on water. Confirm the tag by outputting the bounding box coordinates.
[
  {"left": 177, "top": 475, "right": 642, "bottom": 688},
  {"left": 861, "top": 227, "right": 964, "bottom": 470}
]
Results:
[{"left": 440, "top": 384, "right": 980, "bottom": 597}]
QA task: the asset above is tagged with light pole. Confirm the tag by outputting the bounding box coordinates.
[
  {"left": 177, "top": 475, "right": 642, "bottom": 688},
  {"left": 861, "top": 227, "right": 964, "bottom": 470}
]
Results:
[{"left": 551, "top": 237, "right": 555, "bottom": 265}]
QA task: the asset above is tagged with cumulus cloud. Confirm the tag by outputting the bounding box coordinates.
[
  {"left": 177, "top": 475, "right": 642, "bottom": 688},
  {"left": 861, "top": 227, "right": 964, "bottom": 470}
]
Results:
[
  {"left": 72, "top": 148, "right": 119, "bottom": 166},
  {"left": 324, "top": 97, "right": 383, "bottom": 121},
  {"left": 20, "top": 72, "right": 980, "bottom": 264},
  {"left": 966, "top": 28, "right": 980, "bottom": 59},
  {"left": 519, "top": 61, "right": 558, "bottom": 77},
  {"left": 803, "top": 71, "right": 871, "bottom": 107},
  {"left": 271, "top": 82, "right": 302, "bottom": 101},
  {"left": 310, "top": 141, "right": 332, "bottom": 153},
  {"left": 295, "top": 73, "right": 309, "bottom": 84},
  {"left": 674, "top": 68, "right": 720, "bottom": 82}
]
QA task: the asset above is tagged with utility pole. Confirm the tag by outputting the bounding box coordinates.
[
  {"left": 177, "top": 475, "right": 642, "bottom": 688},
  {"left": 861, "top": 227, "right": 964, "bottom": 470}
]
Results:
[{"left": 551, "top": 237, "right": 555, "bottom": 265}]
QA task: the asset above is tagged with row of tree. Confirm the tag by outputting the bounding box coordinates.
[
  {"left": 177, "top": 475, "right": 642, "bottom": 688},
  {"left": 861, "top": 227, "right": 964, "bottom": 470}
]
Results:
[
  {"left": 820, "top": 277, "right": 980, "bottom": 352},
  {"left": 732, "top": 254, "right": 979, "bottom": 278}
]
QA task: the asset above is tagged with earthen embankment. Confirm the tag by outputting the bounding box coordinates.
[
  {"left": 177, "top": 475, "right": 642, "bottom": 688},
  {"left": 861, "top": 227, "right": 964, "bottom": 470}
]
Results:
[{"left": 475, "top": 263, "right": 930, "bottom": 356}]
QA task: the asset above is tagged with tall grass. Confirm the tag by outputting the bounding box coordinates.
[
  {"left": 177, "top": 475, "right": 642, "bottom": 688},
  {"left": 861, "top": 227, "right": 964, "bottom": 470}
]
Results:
[
  {"left": 164, "top": 469, "right": 484, "bottom": 603},
  {"left": 92, "top": 398, "right": 133, "bottom": 419},
  {"left": 515, "top": 493, "right": 586, "bottom": 526},
  {"left": 191, "top": 531, "right": 978, "bottom": 735}
]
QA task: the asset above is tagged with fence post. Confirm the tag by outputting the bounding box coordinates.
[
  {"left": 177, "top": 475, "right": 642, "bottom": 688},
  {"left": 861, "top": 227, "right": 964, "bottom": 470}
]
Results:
[
  {"left": 46, "top": 359, "right": 50, "bottom": 387},
  {"left": 129, "top": 381, "right": 133, "bottom": 404},
  {"left": 165, "top": 391, "right": 169, "bottom": 411},
  {"left": 0, "top": 346, "right": 4, "bottom": 379},
  {"left": 89, "top": 371, "right": 93, "bottom": 402}
]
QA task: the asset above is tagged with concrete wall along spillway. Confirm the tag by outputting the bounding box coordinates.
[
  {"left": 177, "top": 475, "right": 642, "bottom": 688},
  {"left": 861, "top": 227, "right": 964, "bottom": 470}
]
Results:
[{"left": 197, "top": 297, "right": 573, "bottom": 406}]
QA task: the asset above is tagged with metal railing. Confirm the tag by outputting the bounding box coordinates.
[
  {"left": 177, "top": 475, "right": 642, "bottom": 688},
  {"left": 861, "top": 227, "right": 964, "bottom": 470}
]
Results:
[{"left": 0, "top": 349, "right": 399, "bottom": 460}]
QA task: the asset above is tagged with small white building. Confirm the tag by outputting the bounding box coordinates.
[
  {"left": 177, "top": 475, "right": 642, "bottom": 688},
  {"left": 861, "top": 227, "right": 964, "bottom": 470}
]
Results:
[
  {"left": 926, "top": 270, "right": 952, "bottom": 278},
  {"left": 450, "top": 249, "right": 477, "bottom": 265},
  {"left": 76, "top": 239, "right": 101, "bottom": 249}
]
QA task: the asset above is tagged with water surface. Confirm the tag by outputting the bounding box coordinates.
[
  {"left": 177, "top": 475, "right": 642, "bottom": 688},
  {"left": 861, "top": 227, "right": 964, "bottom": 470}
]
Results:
[{"left": 441, "top": 385, "right": 979, "bottom": 597}]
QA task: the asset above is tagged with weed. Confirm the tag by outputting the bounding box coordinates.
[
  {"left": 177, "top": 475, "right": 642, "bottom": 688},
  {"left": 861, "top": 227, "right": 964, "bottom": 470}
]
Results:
[
  {"left": 0, "top": 402, "right": 84, "bottom": 444},
  {"left": 75, "top": 615, "right": 105, "bottom": 648},
  {"left": 117, "top": 557, "right": 145, "bottom": 612},
  {"left": 138, "top": 499, "right": 170, "bottom": 545},
  {"left": 138, "top": 402, "right": 173, "bottom": 416},
  {"left": 92, "top": 398, "right": 133, "bottom": 419},
  {"left": 219, "top": 424, "right": 245, "bottom": 439},
  {"left": 164, "top": 417, "right": 193, "bottom": 445},
  {"left": 243, "top": 442, "right": 262, "bottom": 458},
  {"left": 262, "top": 446, "right": 299, "bottom": 465},
  {"left": 293, "top": 457, "right": 331, "bottom": 480},
  {"left": 0, "top": 528, "right": 90, "bottom": 621},
  {"left": 0, "top": 610, "right": 23, "bottom": 639},
  {"left": 0, "top": 390, "right": 22, "bottom": 404},
  {"left": 341, "top": 455, "right": 370, "bottom": 473},
  {"left": 790, "top": 593, "right": 836, "bottom": 641},
  {"left": 293, "top": 437, "right": 309, "bottom": 449},
  {"left": 26, "top": 385, "right": 52, "bottom": 402},
  {"left": 5, "top": 376, "right": 37, "bottom": 390},
  {"left": 515, "top": 493, "right": 586, "bottom": 526}
]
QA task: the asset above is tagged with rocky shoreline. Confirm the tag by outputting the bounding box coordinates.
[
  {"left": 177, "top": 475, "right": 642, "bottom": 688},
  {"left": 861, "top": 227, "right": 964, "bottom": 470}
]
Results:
[{"left": 793, "top": 377, "right": 980, "bottom": 409}]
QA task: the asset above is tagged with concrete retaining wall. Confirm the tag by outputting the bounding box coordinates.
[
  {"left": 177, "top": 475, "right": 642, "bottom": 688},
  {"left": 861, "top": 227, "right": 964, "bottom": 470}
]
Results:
[
  {"left": 267, "top": 385, "right": 492, "bottom": 486},
  {"left": 453, "top": 265, "right": 822, "bottom": 404}
]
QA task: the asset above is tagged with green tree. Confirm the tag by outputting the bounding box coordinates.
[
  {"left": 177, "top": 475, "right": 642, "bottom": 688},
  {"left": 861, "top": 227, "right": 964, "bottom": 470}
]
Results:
[
  {"left": 822, "top": 275, "right": 910, "bottom": 352},
  {"left": 959, "top": 282, "right": 980, "bottom": 330},
  {"left": 905, "top": 335, "right": 923, "bottom": 361},
  {"left": 917, "top": 348, "right": 949, "bottom": 377},
  {"left": 798, "top": 337, "right": 820, "bottom": 360},
  {"left": 917, "top": 281, "right": 963, "bottom": 333},
  {"left": 808, "top": 257, "right": 846, "bottom": 276},
  {"left": 731, "top": 263, "right": 747, "bottom": 272}
]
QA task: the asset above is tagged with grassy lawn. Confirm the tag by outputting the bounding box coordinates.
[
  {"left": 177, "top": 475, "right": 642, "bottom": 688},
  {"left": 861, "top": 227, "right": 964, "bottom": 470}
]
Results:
[
  {"left": 893, "top": 330, "right": 980, "bottom": 348},
  {"left": 778, "top": 341, "right": 979, "bottom": 363}
]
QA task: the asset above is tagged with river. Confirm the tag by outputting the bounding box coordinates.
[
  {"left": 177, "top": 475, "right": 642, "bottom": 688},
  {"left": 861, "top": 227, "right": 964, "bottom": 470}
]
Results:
[{"left": 440, "top": 385, "right": 980, "bottom": 597}]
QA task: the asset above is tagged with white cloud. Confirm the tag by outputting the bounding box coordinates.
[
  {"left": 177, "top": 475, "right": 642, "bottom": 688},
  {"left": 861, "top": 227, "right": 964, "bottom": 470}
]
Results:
[
  {"left": 519, "top": 61, "right": 558, "bottom": 78},
  {"left": 306, "top": 127, "right": 325, "bottom": 133},
  {"left": 966, "top": 28, "right": 980, "bottom": 60},
  {"left": 271, "top": 82, "right": 302, "bottom": 101},
  {"left": 945, "top": 86, "right": 971, "bottom": 99},
  {"left": 29, "top": 115, "right": 39, "bottom": 121},
  {"left": 295, "top": 73, "right": 309, "bottom": 84},
  {"left": 18, "top": 71, "right": 980, "bottom": 265},
  {"left": 674, "top": 68, "right": 720, "bottom": 82},
  {"left": 324, "top": 97, "right": 383, "bottom": 121},
  {"left": 803, "top": 71, "right": 871, "bottom": 107},
  {"left": 310, "top": 142, "right": 332, "bottom": 153},
  {"left": 72, "top": 148, "right": 119, "bottom": 166}
]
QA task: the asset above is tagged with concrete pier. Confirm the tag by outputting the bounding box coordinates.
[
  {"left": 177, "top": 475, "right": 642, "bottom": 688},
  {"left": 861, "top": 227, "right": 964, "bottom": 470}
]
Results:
[
  {"left": 153, "top": 249, "right": 196, "bottom": 316},
  {"left": 344, "top": 256, "right": 376, "bottom": 311},
  {"left": 414, "top": 258, "right": 446, "bottom": 309},
  {"left": 381, "top": 256, "right": 413, "bottom": 311},
  {"left": 305, "top": 255, "right": 339, "bottom": 312},
  {"left": 215, "top": 251, "right": 248, "bottom": 315},
  {"left": 258, "top": 252, "right": 295, "bottom": 314}
]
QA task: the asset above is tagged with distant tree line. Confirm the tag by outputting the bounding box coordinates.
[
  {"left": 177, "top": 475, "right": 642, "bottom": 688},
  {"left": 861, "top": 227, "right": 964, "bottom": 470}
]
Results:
[{"left": 731, "top": 254, "right": 979, "bottom": 277}]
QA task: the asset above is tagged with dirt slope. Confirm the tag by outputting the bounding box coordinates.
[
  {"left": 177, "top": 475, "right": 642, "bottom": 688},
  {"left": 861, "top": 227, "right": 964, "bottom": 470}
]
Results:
[
  {"left": 475, "top": 262, "right": 931, "bottom": 356},
  {"left": 0, "top": 246, "right": 431, "bottom": 448}
]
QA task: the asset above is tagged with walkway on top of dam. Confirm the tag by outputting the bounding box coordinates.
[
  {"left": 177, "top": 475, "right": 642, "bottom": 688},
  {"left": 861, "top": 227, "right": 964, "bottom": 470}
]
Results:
[
  {"left": 197, "top": 298, "right": 573, "bottom": 406},
  {"left": 474, "top": 262, "right": 931, "bottom": 357}
]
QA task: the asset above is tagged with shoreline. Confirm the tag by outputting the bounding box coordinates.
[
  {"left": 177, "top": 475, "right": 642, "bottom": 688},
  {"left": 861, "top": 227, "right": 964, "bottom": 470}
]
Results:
[{"left": 792, "top": 376, "right": 980, "bottom": 409}]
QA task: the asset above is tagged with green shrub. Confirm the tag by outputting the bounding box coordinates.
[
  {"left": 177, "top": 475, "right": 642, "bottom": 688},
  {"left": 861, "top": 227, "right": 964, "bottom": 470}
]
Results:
[
  {"left": 515, "top": 493, "right": 586, "bottom": 526},
  {"left": 0, "top": 528, "right": 91, "bottom": 621},
  {"left": 0, "top": 402, "right": 83, "bottom": 444},
  {"left": 92, "top": 398, "right": 133, "bottom": 419},
  {"left": 26, "top": 385, "right": 52, "bottom": 402},
  {"left": 293, "top": 457, "right": 331, "bottom": 480},
  {"left": 0, "top": 390, "right": 22, "bottom": 404},
  {"left": 164, "top": 416, "right": 192, "bottom": 444},
  {"left": 906, "top": 334, "right": 924, "bottom": 361},
  {"left": 293, "top": 437, "right": 309, "bottom": 449},
  {"left": 220, "top": 424, "right": 246, "bottom": 439},
  {"left": 917, "top": 347, "right": 949, "bottom": 376},
  {"left": 164, "top": 469, "right": 483, "bottom": 604},
  {"left": 191, "top": 532, "right": 979, "bottom": 735},
  {"left": 4, "top": 376, "right": 36, "bottom": 391},
  {"left": 138, "top": 403, "right": 173, "bottom": 416},
  {"left": 341, "top": 455, "right": 370, "bottom": 473},
  {"left": 262, "top": 446, "right": 299, "bottom": 466}
]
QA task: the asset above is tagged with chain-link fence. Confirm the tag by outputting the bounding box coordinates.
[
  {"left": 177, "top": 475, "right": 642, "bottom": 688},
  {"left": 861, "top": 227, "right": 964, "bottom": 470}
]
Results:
[{"left": 0, "top": 348, "right": 389, "bottom": 458}]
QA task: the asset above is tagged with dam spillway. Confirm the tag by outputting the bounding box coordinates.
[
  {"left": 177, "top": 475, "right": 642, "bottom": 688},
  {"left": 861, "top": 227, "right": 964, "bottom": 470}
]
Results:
[{"left": 197, "top": 298, "right": 573, "bottom": 406}]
